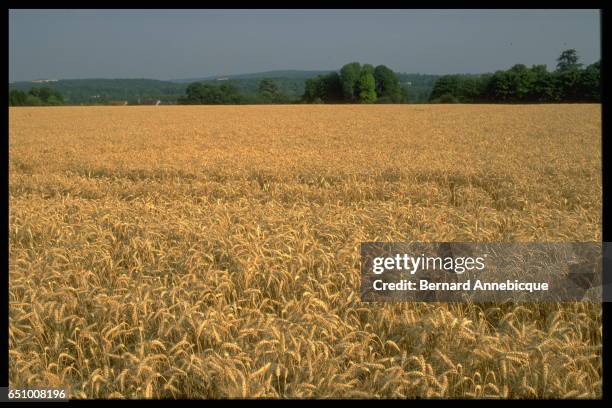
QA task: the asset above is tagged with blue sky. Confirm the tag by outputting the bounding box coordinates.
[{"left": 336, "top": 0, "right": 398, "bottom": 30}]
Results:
[{"left": 9, "top": 9, "right": 601, "bottom": 82}]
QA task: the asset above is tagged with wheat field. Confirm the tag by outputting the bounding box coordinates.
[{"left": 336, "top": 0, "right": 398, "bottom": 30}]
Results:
[{"left": 9, "top": 104, "right": 602, "bottom": 398}]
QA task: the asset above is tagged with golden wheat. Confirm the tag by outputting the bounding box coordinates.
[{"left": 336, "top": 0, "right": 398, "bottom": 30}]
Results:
[{"left": 9, "top": 104, "right": 602, "bottom": 398}]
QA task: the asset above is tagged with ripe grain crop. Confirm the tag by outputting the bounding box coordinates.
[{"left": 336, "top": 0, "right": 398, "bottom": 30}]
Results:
[{"left": 9, "top": 104, "right": 602, "bottom": 398}]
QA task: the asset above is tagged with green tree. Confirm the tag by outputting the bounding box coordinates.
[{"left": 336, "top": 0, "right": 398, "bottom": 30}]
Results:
[
  {"left": 553, "top": 49, "right": 584, "bottom": 102},
  {"left": 303, "top": 77, "right": 321, "bottom": 103},
  {"left": 9, "top": 89, "right": 27, "bottom": 106},
  {"left": 321, "top": 72, "right": 343, "bottom": 103},
  {"left": 527, "top": 65, "right": 557, "bottom": 102},
  {"left": 373, "top": 65, "right": 402, "bottom": 102},
  {"left": 219, "top": 83, "right": 242, "bottom": 104},
  {"left": 340, "top": 62, "right": 361, "bottom": 102},
  {"left": 507, "top": 64, "right": 535, "bottom": 102},
  {"left": 302, "top": 72, "right": 343, "bottom": 103},
  {"left": 556, "top": 49, "right": 583, "bottom": 72},
  {"left": 555, "top": 67, "right": 582, "bottom": 102},
  {"left": 577, "top": 61, "right": 601, "bottom": 102},
  {"left": 485, "top": 71, "right": 513, "bottom": 102},
  {"left": 357, "top": 64, "right": 377, "bottom": 104},
  {"left": 456, "top": 76, "right": 488, "bottom": 103},
  {"left": 180, "top": 82, "right": 207, "bottom": 104},
  {"left": 429, "top": 76, "right": 461, "bottom": 101},
  {"left": 179, "top": 82, "right": 245, "bottom": 104},
  {"left": 27, "top": 87, "right": 65, "bottom": 105},
  {"left": 258, "top": 79, "right": 282, "bottom": 102},
  {"left": 427, "top": 49, "right": 599, "bottom": 104},
  {"left": 25, "top": 94, "right": 43, "bottom": 106}
]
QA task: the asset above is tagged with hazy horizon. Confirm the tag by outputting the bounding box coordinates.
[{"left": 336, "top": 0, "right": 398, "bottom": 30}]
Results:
[{"left": 9, "top": 9, "right": 601, "bottom": 82}]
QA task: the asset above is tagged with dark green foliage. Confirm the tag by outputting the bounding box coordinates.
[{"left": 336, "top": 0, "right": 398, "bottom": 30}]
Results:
[
  {"left": 257, "top": 79, "right": 290, "bottom": 103},
  {"left": 577, "top": 61, "right": 601, "bottom": 102},
  {"left": 357, "top": 64, "right": 377, "bottom": 104},
  {"left": 177, "top": 78, "right": 298, "bottom": 105},
  {"left": 556, "top": 49, "right": 583, "bottom": 72},
  {"left": 555, "top": 67, "right": 583, "bottom": 102},
  {"left": 430, "top": 76, "right": 461, "bottom": 101},
  {"left": 214, "top": 78, "right": 304, "bottom": 98},
  {"left": 527, "top": 65, "right": 558, "bottom": 102},
  {"left": 374, "top": 65, "right": 402, "bottom": 102},
  {"left": 429, "top": 50, "right": 600, "bottom": 104},
  {"left": 9, "top": 89, "right": 28, "bottom": 106},
  {"left": 178, "top": 82, "right": 243, "bottom": 104},
  {"left": 430, "top": 75, "right": 488, "bottom": 102},
  {"left": 302, "top": 78, "right": 320, "bottom": 103},
  {"left": 303, "top": 72, "right": 343, "bottom": 103},
  {"left": 9, "top": 87, "right": 65, "bottom": 106},
  {"left": 507, "top": 64, "right": 533, "bottom": 101},
  {"left": 340, "top": 62, "right": 362, "bottom": 102},
  {"left": 303, "top": 64, "right": 407, "bottom": 104}
]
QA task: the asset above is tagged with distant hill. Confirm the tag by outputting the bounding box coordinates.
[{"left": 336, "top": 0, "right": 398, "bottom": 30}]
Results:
[
  {"left": 9, "top": 78, "right": 188, "bottom": 105},
  {"left": 170, "top": 70, "right": 334, "bottom": 83},
  {"left": 169, "top": 70, "right": 336, "bottom": 100}
]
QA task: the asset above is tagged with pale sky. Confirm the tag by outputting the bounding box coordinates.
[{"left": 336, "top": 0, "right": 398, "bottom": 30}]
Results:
[{"left": 9, "top": 9, "right": 601, "bottom": 82}]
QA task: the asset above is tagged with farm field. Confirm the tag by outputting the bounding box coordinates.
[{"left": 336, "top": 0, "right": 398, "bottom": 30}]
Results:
[{"left": 8, "top": 104, "right": 602, "bottom": 398}]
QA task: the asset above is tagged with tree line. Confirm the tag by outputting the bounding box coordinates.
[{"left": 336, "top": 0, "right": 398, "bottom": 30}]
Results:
[
  {"left": 9, "top": 49, "right": 600, "bottom": 106},
  {"left": 9, "top": 87, "right": 65, "bottom": 106},
  {"left": 302, "top": 63, "right": 409, "bottom": 103},
  {"left": 178, "top": 63, "right": 408, "bottom": 105},
  {"left": 178, "top": 50, "right": 600, "bottom": 105},
  {"left": 429, "top": 49, "right": 600, "bottom": 103},
  {"left": 177, "top": 78, "right": 296, "bottom": 105}
]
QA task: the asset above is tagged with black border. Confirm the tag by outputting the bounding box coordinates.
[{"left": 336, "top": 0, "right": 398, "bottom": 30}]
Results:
[
  {"left": 4, "top": 5, "right": 609, "bottom": 403},
  {"left": 601, "top": 7, "right": 610, "bottom": 402},
  {"left": 3, "top": 7, "right": 9, "bottom": 394}
]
